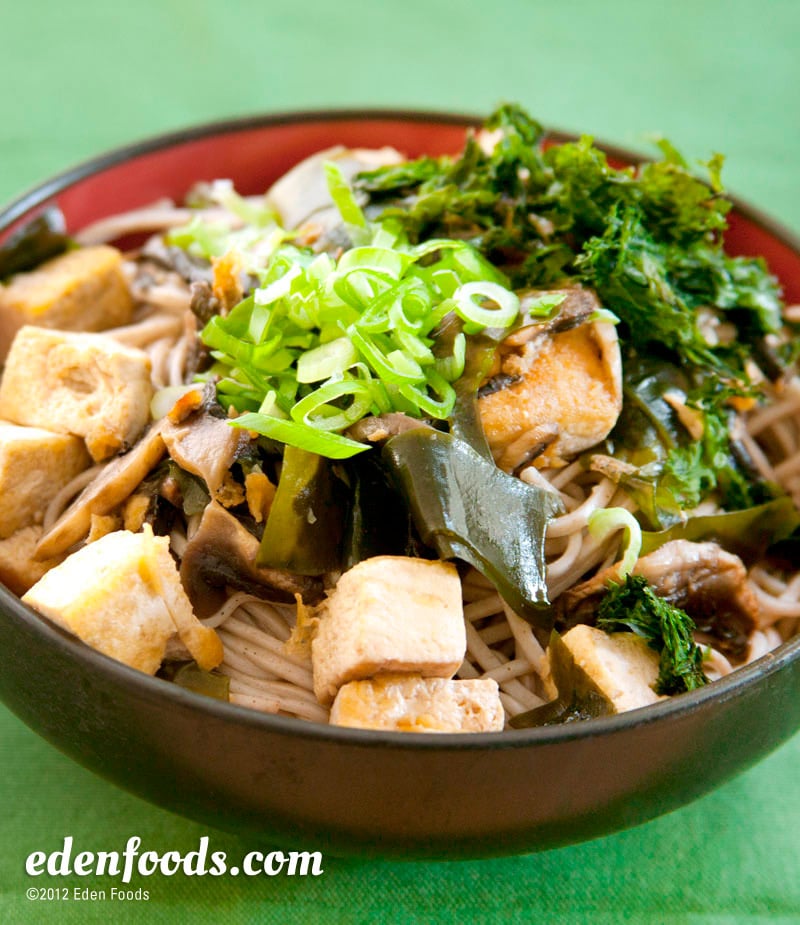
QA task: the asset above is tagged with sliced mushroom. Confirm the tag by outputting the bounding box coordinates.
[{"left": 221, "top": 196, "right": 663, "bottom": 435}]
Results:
[
  {"left": 345, "top": 412, "right": 431, "bottom": 444},
  {"left": 161, "top": 400, "right": 246, "bottom": 499},
  {"left": 557, "top": 539, "right": 759, "bottom": 662},
  {"left": 189, "top": 280, "right": 220, "bottom": 325},
  {"left": 139, "top": 236, "right": 213, "bottom": 286},
  {"left": 265, "top": 146, "right": 403, "bottom": 234},
  {"left": 478, "top": 287, "right": 622, "bottom": 471},
  {"left": 180, "top": 500, "right": 324, "bottom": 617},
  {"left": 35, "top": 424, "right": 167, "bottom": 559}
]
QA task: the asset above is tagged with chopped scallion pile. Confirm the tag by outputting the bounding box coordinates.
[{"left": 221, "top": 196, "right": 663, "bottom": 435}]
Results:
[{"left": 194, "top": 165, "right": 520, "bottom": 457}]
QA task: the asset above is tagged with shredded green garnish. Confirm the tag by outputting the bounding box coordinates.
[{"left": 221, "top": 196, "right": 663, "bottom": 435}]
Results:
[
  {"left": 597, "top": 574, "right": 709, "bottom": 695},
  {"left": 357, "top": 106, "right": 783, "bottom": 387},
  {"left": 357, "top": 105, "right": 789, "bottom": 509},
  {"left": 166, "top": 179, "right": 285, "bottom": 267}
]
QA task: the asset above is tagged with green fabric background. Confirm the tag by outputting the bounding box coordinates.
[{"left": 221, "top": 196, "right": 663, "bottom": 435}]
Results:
[{"left": 1, "top": 1, "right": 799, "bottom": 921}]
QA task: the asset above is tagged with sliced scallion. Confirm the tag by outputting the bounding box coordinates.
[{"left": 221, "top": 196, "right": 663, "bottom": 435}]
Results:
[
  {"left": 452, "top": 282, "right": 520, "bottom": 330},
  {"left": 230, "top": 413, "right": 370, "bottom": 459}
]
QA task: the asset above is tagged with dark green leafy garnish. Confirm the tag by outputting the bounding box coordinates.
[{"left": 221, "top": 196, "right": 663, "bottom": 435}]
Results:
[
  {"left": 359, "top": 105, "right": 791, "bottom": 515},
  {"left": 358, "top": 107, "right": 782, "bottom": 388},
  {"left": 597, "top": 575, "right": 709, "bottom": 695},
  {"left": 597, "top": 356, "right": 778, "bottom": 526}
]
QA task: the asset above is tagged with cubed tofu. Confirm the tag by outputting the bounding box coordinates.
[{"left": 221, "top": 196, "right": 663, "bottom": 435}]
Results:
[
  {"left": 0, "top": 245, "right": 134, "bottom": 359},
  {"left": 0, "top": 525, "right": 65, "bottom": 595},
  {"left": 311, "top": 556, "right": 465, "bottom": 706},
  {"left": 330, "top": 674, "right": 505, "bottom": 733},
  {"left": 479, "top": 314, "right": 622, "bottom": 470},
  {"left": 0, "top": 421, "right": 90, "bottom": 538},
  {"left": 558, "top": 624, "right": 663, "bottom": 713},
  {"left": 22, "top": 526, "right": 223, "bottom": 675},
  {"left": 0, "top": 325, "right": 153, "bottom": 460}
]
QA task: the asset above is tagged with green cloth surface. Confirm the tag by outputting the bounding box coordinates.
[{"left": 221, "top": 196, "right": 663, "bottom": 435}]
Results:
[{"left": 1, "top": 1, "right": 799, "bottom": 921}]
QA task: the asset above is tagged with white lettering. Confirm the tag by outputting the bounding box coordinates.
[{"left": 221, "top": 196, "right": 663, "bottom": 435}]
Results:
[
  {"left": 159, "top": 851, "right": 182, "bottom": 876},
  {"left": 72, "top": 851, "right": 95, "bottom": 876},
  {"left": 182, "top": 835, "right": 209, "bottom": 876},
  {"left": 25, "top": 851, "right": 46, "bottom": 876},
  {"left": 111, "top": 886, "right": 149, "bottom": 900},
  {"left": 264, "top": 851, "right": 287, "bottom": 875},
  {"left": 121, "top": 836, "right": 141, "bottom": 885},
  {"left": 47, "top": 837, "right": 73, "bottom": 876},
  {"left": 209, "top": 851, "right": 227, "bottom": 876},
  {"left": 95, "top": 851, "right": 121, "bottom": 876},
  {"left": 285, "top": 851, "right": 324, "bottom": 876},
  {"left": 23, "top": 837, "right": 323, "bottom": 883},
  {"left": 137, "top": 851, "right": 160, "bottom": 876}
]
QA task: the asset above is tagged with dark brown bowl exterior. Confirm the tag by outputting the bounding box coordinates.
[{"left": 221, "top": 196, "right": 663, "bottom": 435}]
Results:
[{"left": 1, "top": 111, "right": 799, "bottom": 858}]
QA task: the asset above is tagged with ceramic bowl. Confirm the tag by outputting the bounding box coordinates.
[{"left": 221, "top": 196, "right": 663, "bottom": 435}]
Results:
[{"left": 1, "top": 111, "right": 799, "bottom": 858}]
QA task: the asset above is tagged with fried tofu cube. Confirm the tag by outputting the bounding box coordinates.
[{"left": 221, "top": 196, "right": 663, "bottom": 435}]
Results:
[
  {"left": 23, "top": 526, "right": 223, "bottom": 675},
  {"left": 0, "top": 421, "right": 90, "bottom": 537},
  {"left": 479, "top": 300, "right": 622, "bottom": 471},
  {"left": 0, "top": 245, "right": 134, "bottom": 359},
  {"left": 0, "top": 326, "right": 153, "bottom": 460},
  {"left": 330, "top": 674, "right": 505, "bottom": 732},
  {"left": 558, "top": 624, "right": 663, "bottom": 713},
  {"left": 311, "top": 556, "right": 465, "bottom": 705},
  {"left": 0, "top": 525, "right": 65, "bottom": 595}
]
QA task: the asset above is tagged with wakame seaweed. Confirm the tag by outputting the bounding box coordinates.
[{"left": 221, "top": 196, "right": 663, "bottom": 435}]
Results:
[
  {"left": 256, "top": 446, "right": 348, "bottom": 575},
  {"left": 0, "top": 208, "right": 72, "bottom": 281},
  {"left": 383, "top": 428, "right": 563, "bottom": 622}
]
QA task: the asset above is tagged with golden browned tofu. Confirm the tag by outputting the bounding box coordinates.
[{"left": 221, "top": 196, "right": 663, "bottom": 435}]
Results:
[
  {"left": 0, "top": 525, "right": 65, "bottom": 595},
  {"left": 479, "top": 320, "right": 622, "bottom": 470},
  {"left": 0, "top": 326, "right": 153, "bottom": 460},
  {"left": 0, "top": 421, "right": 90, "bottom": 538},
  {"left": 558, "top": 625, "right": 663, "bottom": 714},
  {"left": 0, "top": 245, "right": 134, "bottom": 359},
  {"left": 311, "top": 556, "right": 465, "bottom": 706},
  {"left": 330, "top": 675, "right": 504, "bottom": 732},
  {"left": 23, "top": 527, "right": 223, "bottom": 675}
]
